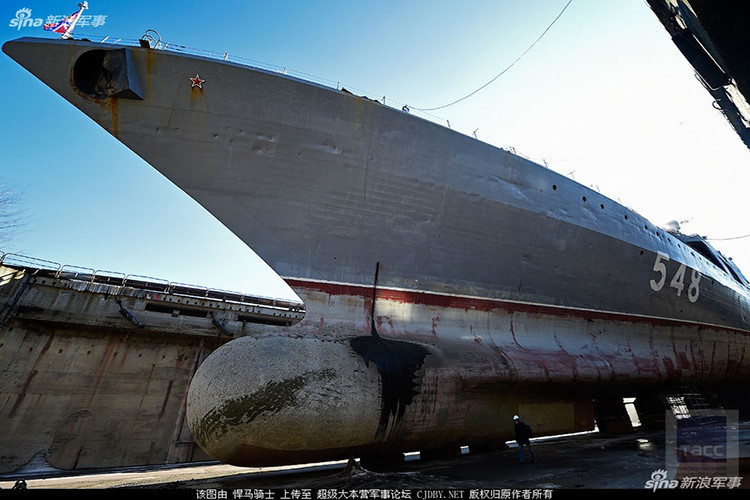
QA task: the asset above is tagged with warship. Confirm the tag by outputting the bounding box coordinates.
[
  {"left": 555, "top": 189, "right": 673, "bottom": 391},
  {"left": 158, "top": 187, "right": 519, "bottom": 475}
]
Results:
[{"left": 4, "top": 33, "right": 750, "bottom": 468}]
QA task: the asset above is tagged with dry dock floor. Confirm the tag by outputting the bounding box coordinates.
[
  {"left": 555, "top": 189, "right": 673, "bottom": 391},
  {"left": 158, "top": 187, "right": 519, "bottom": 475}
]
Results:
[{"left": 2, "top": 426, "right": 749, "bottom": 491}]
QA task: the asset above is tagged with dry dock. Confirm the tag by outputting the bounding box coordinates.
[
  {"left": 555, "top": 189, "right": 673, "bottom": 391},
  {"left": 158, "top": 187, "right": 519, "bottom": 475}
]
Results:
[
  {"left": 2, "top": 253, "right": 748, "bottom": 493},
  {"left": 0, "top": 254, "right": 303, "bottom": 474},
  {"left": 2, "top": 425, "right": 748, "bottom": 491}
]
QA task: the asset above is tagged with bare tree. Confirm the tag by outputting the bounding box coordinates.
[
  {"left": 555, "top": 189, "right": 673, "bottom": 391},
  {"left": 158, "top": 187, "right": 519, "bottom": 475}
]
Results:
[{"left": 0, "top": 181, "right": 24, "bottom": 247}]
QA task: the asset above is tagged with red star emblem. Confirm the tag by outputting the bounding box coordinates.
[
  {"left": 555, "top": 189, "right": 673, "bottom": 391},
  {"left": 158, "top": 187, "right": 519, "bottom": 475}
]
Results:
[{"left": 189, "top": 74, "right": 205, "bottom": 89}]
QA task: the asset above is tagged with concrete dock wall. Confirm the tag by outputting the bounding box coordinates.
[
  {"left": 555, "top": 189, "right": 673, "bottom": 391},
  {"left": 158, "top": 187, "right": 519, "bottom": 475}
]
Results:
[{"left": 0, "top": 259, "right": 304, "bottom": 474}]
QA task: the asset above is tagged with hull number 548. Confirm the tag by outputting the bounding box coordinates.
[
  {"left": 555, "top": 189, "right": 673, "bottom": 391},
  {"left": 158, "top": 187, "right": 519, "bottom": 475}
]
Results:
[{"left": 650, "top": 252, "right": 700, "bottom": 303}]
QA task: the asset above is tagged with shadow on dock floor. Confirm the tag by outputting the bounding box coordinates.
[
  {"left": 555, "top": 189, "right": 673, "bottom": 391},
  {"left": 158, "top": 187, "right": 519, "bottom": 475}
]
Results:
[
  {"left": 190, "top": 430, "right": 669, "bottom": 490},
  {"left": 2, "top": 426, "right": 748, "bottom": 490}
]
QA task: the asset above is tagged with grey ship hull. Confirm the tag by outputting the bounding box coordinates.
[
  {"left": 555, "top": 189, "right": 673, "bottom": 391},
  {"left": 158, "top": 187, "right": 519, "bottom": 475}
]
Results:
[{"left": 5, "top": 37, "right": 750, "bottom": 466}]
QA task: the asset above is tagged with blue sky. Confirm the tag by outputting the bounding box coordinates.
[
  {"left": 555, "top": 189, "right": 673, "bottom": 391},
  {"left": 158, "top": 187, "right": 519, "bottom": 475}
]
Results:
[{"left": 1, "top": 0, "right": 750, "bottom": 301}]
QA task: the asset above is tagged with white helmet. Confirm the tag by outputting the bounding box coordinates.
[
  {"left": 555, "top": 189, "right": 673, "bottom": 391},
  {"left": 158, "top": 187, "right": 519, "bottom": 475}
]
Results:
[{"left": 513, "top": 415, "right": 519, "bottom": 420}]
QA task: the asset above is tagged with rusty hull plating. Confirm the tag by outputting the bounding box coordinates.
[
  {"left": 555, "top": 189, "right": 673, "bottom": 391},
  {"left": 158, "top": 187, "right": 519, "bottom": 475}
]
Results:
[{"left": 186, "top": 279, "right": 750, "bottom": 466}]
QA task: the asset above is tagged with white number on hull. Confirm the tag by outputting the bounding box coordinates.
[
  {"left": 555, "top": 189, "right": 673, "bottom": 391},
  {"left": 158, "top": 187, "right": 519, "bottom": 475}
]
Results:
[
  {"left": 688, "top": 269, "right": 701, "bottom": 303},
  {"left": 670, "top": 263, "right": 686, "bottom": 296},
  {"left": 650, "top": 252, "right": 700, "bottom": 303},
  {"left": 650, "top": 252, "right": 669, "bottom": 292}
]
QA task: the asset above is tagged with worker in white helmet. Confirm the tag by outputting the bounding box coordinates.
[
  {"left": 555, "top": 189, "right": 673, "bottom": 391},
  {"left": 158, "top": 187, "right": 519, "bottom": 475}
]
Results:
[{"left": 513, "top": 415, "right": 536, "bottom": 464}]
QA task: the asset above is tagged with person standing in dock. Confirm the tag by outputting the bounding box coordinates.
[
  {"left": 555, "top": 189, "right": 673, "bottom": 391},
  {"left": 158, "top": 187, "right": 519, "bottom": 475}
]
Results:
[{"left": 513, "top": 415, "right": 537, "bottom": 464}]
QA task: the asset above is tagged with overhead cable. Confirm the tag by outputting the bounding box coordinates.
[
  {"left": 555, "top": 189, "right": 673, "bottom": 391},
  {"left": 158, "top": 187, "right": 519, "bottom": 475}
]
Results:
[
  {"left": 708, "top": 233, "right": 750, "bottom": 242},
  {"left": 412, "top": 0, "right": 574, "bottom": 112}
]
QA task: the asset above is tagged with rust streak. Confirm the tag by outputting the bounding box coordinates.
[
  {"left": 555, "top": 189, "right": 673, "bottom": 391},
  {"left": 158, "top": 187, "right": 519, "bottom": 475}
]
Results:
[
  {"left": 106, "top": 97, "right": 119, "bottom": 138},
  {"left": 87, "top": 337, "right": 118, "bottom": 406},
  {"left": 145, "top": 49, "right": 153, "bottom": 91},
  {"left": 9, "top": 334, "right": 55, "bottom": 417},
  {"left": 158, "top": 380, "right": 174, "bottom": 420},
  {"left": 190, "top": 86, "right": 203, "bottom": 103},
  {"left": 8, "top": 369, "right": 37, "bottom": 418}
]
